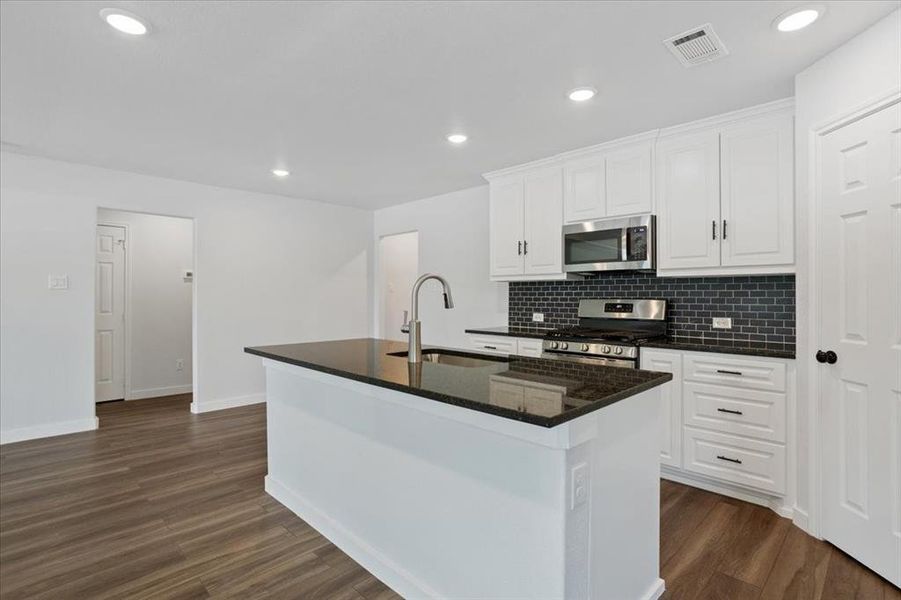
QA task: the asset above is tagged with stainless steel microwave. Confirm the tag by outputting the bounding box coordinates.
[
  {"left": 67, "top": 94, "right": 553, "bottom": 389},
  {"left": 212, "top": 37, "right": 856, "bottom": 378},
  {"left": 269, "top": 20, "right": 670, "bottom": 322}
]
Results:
[{"left": 563, "top": 215, "right": 656, "bottom": 273}]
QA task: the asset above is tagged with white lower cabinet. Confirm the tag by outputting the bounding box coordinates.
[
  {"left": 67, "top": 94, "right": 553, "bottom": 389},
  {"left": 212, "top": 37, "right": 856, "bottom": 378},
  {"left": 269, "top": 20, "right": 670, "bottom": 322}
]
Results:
[
  {"left": 468, "top": 335, "right": 543, "bottom": 357},
  {"left": 640, "top": 348, "right": 792, "bottom": 501}
]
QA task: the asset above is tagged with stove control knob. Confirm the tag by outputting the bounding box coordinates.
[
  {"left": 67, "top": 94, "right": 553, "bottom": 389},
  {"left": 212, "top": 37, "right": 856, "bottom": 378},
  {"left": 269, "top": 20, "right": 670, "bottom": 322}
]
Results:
[
  {"left": 560, "top": 342, "right": 569, "bottom": 350},
  {"left": 550, "top": 341, "right": 559, "bottom": 349},
  {"left": 581, "top": 343, "right": 590, "bottom": 352},
  {"left": 614, "top": 347, "right": 623, "bottom": 355},
  {"left": 602, "top": 345, "right": 611, "bottom": 354}
]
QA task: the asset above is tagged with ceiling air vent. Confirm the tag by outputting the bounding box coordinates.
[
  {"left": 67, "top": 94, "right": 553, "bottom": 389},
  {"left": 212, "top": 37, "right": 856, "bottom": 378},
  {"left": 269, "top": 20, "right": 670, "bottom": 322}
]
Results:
[{"left": 663, "top": 23, "right": 729, "bottom": 67}]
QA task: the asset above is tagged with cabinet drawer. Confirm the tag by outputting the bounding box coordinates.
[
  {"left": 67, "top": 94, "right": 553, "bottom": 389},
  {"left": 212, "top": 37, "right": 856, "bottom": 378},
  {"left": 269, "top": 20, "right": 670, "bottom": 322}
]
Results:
[
  {"left": 683, "top": 427, "right": 786, "bottom": 495},
  {"left": 683, "top": 353, "right": 786, "bottom": 392},
  {"left": 469, "top": 336, "right": 516, "bottom": 355},
  {"left": 516, "top": 339, "right": 544, "bottom": 358},
  {"left": 684, "top": 382, "right": 786, "bottom": 443}
]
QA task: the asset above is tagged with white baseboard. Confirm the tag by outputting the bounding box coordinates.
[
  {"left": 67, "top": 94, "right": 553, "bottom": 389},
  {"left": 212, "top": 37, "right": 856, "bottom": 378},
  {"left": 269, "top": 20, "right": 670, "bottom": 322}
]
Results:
[
  {"left": 265, "top": 475, "right": 440, "bottom": 599},
  {"left": 792, "top": 506, "right": 812, "bottom": 535},
  {"left": 128, "top": 384, "right": 192, "bottom": 400},
  {"left": 661, "top": 467, "right": 792, "bottom": 519},
  {"left": 641, "top": 578, "right": 666, "bottom": 600},
  {"left": 0, "top": 416, "right": 99, "bottom": 445},
  {"left": 190, "top": 393, "right": 264, "bottom": 414}
]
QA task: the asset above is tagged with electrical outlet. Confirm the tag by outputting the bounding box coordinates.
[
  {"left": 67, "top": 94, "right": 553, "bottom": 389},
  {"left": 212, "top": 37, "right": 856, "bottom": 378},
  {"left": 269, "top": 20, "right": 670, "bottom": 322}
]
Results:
[
  {"left": 712, "top": 317, "right": 732, "bottom": 329},
  {"left": 48, "top": 274, "right": 69, "bottom": 290},
  {"left": 532, "top": 312, "right": 544, "bottom": 323},
  {"left": 570, "top": 463, "right": 589, "bottom": 509},
  {"left": 176, "top": 359, "right": 185, "bottom": 371}
]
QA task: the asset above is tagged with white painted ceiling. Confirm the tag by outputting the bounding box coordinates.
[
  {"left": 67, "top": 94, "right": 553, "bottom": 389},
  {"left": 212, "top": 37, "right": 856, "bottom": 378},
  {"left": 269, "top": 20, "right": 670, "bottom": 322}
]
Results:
[{"left": 1, "top": 1, "right": 898, "bottom": 209}]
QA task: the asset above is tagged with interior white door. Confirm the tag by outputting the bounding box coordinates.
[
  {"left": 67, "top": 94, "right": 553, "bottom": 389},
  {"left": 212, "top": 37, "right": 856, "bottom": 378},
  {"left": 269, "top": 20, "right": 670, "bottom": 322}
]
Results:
[
  {"left": 489, "top": 176, "right": 525, "bottom": 277},
  {"left": 656, "top": 131, "right": 721, "bottom": 270},
  {"left": 563, "top": 154, "right": 606, "bottom": 223},
  {"left": 720, "top": 113, "right": 794, "bottom": 267},
  {"left": 819, "top": 101, "right": 901, "bottom": 587},
  {"left": 606, "top": 143, "right": 653, "bottom": 217},
  {"left": 95, "top": 225, "right": 126, "bottom": 402},
  {"left": 523, "top": 167, "right": 564, "bottom": 275}
]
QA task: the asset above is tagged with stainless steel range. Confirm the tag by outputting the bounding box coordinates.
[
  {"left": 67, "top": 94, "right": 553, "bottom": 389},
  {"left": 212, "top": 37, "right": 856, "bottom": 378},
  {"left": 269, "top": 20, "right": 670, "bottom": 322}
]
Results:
[{"left": 542, "top": 299, "right": 667, "bottom": 368}]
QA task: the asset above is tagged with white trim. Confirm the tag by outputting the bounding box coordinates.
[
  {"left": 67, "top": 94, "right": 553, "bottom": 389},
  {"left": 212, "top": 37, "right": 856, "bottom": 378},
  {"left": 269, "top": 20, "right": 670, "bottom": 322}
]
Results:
[
  {"left": 265, "top": 475, "right": 438, "bottom": 600},
  {"left": 128, "top": 384, "right": 193, "bottom": 400},
  {"left": 661, "top": 467, "right": 793, "bottom": 519},
  {"left": 189, "top": 392, "right": 264, "bottom": 414},
  {"left": 805, "top": 88, "right": 901, "bottom": 540},
  {"left": 640, "top": 578, "right": 666, "bottom": 600},
  {"left": 0, "top": 416, "right": 99, "bottom": 445},
  {"left": 656, "top": 97, "right": 795, "bottom": 139}
]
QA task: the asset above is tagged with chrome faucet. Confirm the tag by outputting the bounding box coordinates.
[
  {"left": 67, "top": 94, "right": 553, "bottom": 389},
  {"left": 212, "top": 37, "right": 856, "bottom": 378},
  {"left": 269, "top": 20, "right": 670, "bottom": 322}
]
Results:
[{"left": 401, "top": 273, "right": 454, "bottom": 363}]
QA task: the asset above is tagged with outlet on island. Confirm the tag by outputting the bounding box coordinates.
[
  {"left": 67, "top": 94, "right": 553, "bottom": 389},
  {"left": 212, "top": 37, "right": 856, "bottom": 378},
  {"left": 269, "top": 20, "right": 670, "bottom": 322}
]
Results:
[
  {"left": 176, "top": 359, "right": 185, "bottom": 371},
  {"left": 712, "top": 317, "right": 732, "bottom": 330}
]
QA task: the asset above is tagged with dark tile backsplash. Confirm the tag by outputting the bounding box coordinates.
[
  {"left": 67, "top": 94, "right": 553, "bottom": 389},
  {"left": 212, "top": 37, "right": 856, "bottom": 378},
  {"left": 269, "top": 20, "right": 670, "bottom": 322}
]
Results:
[{"left": 509, "top": 273, "right": 795, "bottom": 348}]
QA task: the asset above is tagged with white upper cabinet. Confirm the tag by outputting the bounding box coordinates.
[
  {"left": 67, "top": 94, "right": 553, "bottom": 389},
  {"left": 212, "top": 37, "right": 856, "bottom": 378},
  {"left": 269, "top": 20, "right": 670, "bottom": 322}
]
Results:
[
  {"left": 656, "top": 104, "right": 795, "bottom": 275},
  {"left": 488, "top": 167, "right": 564, "bottom": 280},
  {"left": 488, "top": 176, "right": 525, "bottom": 277},
  {"left": 563, "top": 155, "right": 606, "bottom": 223},
  {"left": 562, "top": 141, "right": 653, "bottom": 224},
  {"left": 656, "top": 131, "right": 721, "bottom": 270},
  {"left": 606, "top": 143, "right": 653, "bottom": 217},
  {"left": 719, "top": 113, "right": 794, "bottom": 267},
  {"left": 523, "top": 168, "right": 564, "bottom": 275}
]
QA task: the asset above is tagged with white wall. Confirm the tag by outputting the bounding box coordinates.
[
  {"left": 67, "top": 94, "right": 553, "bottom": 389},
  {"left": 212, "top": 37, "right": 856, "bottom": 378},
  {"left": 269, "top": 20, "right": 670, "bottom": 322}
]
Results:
[
  {"left": 96, "top": 209, "right": 194, "bottom": 400},
  {"left": 378, "top": 231, "right": 419, "bottom": 342},
  {"left": 373, "top": 186, "right": 507, "bottom": 350},
  {"left": 1, "top": 152, "right": 372, "bottom": 443},
  {"left": 793, "top": 9, "right": 901, "bottom": 532}
]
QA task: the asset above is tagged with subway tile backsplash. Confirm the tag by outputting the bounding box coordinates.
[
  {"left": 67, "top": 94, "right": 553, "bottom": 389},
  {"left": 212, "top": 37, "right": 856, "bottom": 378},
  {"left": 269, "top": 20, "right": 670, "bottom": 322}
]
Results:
[{"left": 509, "top": 273, "right": 795, "bottom": 348}]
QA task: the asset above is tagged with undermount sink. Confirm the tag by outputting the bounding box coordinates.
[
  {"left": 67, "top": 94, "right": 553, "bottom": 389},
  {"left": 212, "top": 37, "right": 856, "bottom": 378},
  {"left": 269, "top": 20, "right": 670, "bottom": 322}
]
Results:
[{"left": 387, "top": 349, "right": 506, "bottom": 368}]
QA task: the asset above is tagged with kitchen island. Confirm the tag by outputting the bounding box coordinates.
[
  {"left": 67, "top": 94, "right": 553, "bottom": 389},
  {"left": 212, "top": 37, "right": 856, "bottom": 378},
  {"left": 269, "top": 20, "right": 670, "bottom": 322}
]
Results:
[{"left": 245, "top": 338, "right": 672, "bottom": 600}]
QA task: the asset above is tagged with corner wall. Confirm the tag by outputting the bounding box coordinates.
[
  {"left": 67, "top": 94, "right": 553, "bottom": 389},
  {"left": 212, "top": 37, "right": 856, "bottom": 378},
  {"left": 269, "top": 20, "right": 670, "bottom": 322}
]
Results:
[{"left": 0, "top": 152, "right": 372, "bottom": 443}]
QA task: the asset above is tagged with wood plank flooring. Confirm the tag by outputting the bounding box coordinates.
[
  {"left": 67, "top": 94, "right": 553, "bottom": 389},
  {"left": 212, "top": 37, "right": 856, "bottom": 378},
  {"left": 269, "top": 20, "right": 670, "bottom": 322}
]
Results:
[{"left": 1, "top": 395, "right": 897, "bottom": 599}]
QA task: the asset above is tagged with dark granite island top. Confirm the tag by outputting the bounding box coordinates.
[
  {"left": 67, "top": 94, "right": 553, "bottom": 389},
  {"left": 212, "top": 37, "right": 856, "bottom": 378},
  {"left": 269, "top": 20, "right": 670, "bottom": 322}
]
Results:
[{"left": 245, "top": 338, "right": 672, "bottom": 428}]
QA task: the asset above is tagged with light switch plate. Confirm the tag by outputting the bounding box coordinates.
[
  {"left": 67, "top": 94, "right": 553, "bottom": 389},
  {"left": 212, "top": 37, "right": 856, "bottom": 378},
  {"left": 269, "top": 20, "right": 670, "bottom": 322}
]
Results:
[
  {"left": 532, "top": 313, "right": 544, "bottom": 323},
  {"left": 712, "top": 317, "right": 732, "bottom": 329},
  {"left": 48, "top": 274, "right": 69, "bottom": 290}
]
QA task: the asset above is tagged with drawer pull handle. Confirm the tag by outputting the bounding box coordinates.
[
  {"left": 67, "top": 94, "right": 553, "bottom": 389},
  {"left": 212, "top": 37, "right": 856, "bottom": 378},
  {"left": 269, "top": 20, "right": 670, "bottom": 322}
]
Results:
[
  {"left": 716, "top": 455, "right": 743, "bottom": 465},
  {"left": 716, "top": 408, "right": 743, "bottom": 416},
  {"left": 484, "top": 345, "right": 497, "bottom": 350},
  {"left": 716, "top": 369, "right": 743, "bottom": 376}
]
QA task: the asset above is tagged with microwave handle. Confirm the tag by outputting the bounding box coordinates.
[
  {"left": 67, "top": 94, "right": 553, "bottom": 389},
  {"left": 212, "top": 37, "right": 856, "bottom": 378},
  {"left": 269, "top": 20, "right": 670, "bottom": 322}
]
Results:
[{"left": 621, "top": 228, "right": 629, "bottom": 262}]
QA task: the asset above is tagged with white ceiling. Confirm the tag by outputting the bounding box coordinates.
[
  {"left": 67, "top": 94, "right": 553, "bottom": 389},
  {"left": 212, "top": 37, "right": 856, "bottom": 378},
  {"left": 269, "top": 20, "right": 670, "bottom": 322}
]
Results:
[{"left": 1, "top": 1, "right": 898, "bottom": 209}]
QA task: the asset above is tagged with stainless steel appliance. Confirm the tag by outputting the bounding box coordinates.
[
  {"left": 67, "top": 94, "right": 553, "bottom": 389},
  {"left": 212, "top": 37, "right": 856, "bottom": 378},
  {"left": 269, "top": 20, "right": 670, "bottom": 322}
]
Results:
[
  {"left": 563, "top": 215, "right": 655, "bottom": 273},
  {"left": 542, "top": 298, "right": 667, "bottom": 368}
]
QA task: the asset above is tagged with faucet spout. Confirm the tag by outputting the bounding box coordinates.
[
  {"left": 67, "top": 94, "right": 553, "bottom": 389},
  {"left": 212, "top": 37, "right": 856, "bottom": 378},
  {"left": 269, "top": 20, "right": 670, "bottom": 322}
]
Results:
[{"left": 407, "top": 273, "right": 454, "bottom": 363}]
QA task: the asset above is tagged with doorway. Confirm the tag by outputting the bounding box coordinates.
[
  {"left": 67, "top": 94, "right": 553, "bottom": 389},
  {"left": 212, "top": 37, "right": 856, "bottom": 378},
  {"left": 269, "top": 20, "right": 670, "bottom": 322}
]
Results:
[
  {"left": 815, "top": 99, "right": 900, "bottom": 586},
  {"left": 95, "top": 209, "right": 194, "bottom": 403},
  {"left": 378, "top": 231, "right": 419, "bottom": 341}
]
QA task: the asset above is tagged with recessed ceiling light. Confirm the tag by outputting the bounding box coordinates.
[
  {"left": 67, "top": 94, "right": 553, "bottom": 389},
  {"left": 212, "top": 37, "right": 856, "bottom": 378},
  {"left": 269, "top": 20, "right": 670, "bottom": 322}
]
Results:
[
  {"left": 447, "top": 133, "right": 468, "bottom": 144},
  {"left": 774, "top": 6, "right": 822, "bottom": 32},
  {"left": 567, "top": 87, "right": 597, "bottom": 102},
  {"left": 271, "top": 169, "right": 290, "bottom": 177},
  {"left": 99, "top": 9, "right": 149, "bottom": 35}
]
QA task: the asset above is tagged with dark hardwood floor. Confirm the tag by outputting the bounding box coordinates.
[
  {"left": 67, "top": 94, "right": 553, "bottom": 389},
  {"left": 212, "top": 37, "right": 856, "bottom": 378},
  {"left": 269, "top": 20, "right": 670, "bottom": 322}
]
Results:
[{"left": 1, "top": 395, "right": 897, "bottom": 599}]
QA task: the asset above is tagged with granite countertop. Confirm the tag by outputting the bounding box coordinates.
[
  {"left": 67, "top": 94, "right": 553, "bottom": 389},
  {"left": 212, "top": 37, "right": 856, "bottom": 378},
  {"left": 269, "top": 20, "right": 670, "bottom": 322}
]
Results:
[
  {"left": 465, "top": 326, "right": 549, "bottom": 339},
  {"left": 465, "top": 327, "right": 795, "bottom": 360},
  {"left": 640, "top": 338, "right": 796, "bottom": 360},
  {"left": 245, "top": 338, "right": 672, "bottom": 428}
]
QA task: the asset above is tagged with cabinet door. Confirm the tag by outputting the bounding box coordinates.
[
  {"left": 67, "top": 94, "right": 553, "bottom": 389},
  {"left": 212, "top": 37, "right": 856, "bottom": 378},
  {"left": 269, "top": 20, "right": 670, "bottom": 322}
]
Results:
[
  {"left": 656, "top": 131, "right": 721, "bottom": 269},
  {"left": 489, "top": 176, "right": 525, "bottom": 277},
  {"left": 720, "top": 113, "right": 794, "bottom": 267},
  {"left": 606, "top": 143, "right": 653, "bottom": 217},
  {"left": 523, "top": 167, "right": 564, "bottom": 275},
  {"left": 563, "top": 155, "right": 606, "bottom": 223},
  {"left": 640, "top": 349, "right": 683, "bottom": 469}
]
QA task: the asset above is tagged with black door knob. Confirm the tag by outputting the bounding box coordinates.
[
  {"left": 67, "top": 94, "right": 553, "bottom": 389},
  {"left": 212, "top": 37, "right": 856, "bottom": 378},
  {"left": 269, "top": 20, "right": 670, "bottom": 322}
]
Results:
[{"left": 816, "top": 350, "right": 838, "bottom": 364}]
